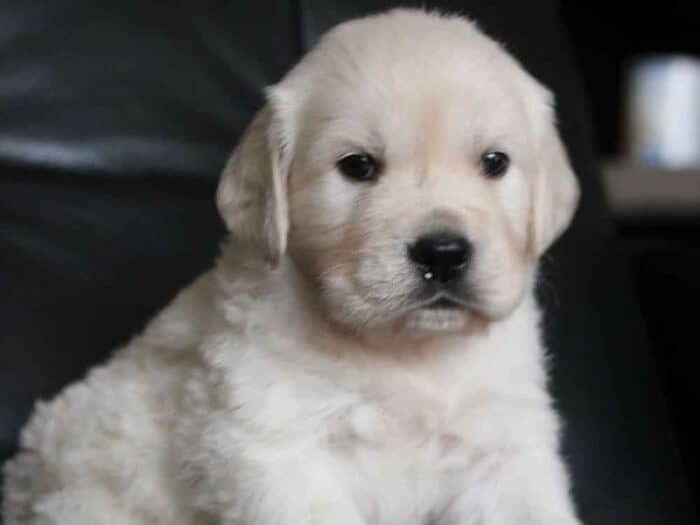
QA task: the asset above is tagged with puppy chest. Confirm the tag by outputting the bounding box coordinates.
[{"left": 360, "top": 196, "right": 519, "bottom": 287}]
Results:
[{"left": 318, "top": 396, "right": 477, "bottom": 517}]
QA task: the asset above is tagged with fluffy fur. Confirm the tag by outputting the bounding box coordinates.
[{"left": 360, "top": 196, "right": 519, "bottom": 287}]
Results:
[{"left": 4, "top": 9, "right": 581, "bottom": 524}]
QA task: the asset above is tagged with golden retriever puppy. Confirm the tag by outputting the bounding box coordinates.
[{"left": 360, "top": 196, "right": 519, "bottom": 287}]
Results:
[{"left": 4, "top": 9, "right": 581, "bottom": 525}]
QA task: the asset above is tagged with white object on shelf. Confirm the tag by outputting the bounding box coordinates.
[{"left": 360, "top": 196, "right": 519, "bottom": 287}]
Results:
[{"left": 625, "top": 55, "right": 700, "bottom": 168}]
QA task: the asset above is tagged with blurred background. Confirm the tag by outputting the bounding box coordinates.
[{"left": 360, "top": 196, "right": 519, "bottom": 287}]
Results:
[{"left": 561, "top": 1, "right": 700, "bottom": 494}]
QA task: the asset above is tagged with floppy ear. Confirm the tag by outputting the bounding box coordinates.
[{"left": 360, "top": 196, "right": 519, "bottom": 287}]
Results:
[
  {"left": 529, "top": 101, "right": 580, "bottom": 256},
  {"left": 216, "top": 92, "right": 293, "bottom": 264}
]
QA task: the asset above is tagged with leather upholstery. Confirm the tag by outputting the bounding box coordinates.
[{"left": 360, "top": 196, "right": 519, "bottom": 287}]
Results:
[{"left": 1, "top": 1, "right": 696, "bottom": 522}]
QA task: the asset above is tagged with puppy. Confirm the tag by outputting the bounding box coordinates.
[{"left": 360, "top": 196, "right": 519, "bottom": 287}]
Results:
[{"left": 4, "top": 9, "right": 581, "bottom": 525}]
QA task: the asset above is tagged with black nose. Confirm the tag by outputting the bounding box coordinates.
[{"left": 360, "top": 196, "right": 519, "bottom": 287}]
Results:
[{"left": 408, "top": 233, "right": 472, "bottom": 284}]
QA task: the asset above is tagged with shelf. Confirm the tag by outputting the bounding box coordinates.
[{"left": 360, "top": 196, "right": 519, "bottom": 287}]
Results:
[{"left": 602, "top": 162, "right": 700, "bottom": 219}]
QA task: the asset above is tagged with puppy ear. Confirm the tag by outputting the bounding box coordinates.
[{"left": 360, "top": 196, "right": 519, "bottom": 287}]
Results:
[
  {"left": 217, "top": 90, "right": 293, "bottom": 264},
  {"left": 529, "top": 99, "right": 580, "bottom": 256}
]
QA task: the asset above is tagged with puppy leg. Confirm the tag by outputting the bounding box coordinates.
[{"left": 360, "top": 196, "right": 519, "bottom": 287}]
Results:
[
  {"left": 193, "top": 436, "right": 365, "bottom": 525},
  {"left": 441, "top": 448, "right": 580, "bottom": 525},
  {"left": 219, "top": 462, "right": 365, "bottom": 524}
]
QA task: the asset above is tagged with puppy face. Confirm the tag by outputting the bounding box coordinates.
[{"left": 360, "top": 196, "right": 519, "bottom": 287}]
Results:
[{"left": 217, "top": 10, "right": 579, "bottom": 338}]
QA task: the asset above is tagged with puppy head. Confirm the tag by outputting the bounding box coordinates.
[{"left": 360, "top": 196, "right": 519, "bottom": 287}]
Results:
[{"left": 217, "top": 9, "right": 579, "bottom": 337}]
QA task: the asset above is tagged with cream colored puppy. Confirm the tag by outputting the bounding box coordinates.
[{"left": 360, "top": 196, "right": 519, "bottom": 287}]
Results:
[{"left": 4, "top": 9, "right": 581, "bottom": 525}]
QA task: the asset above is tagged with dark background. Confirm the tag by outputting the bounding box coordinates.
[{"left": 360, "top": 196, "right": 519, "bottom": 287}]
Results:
[{"left": 561, "top": 0, "right": 700, "bottom": 500}]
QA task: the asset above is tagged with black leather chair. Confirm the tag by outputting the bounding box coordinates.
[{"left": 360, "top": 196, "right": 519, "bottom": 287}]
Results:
[{"left": 1, "top": 1, "right": 697, "bottom": 523}]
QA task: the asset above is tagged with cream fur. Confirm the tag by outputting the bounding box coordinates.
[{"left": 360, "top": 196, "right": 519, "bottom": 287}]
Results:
[{"left": 4, "top": 9, "right": 581, "bottom": 525}]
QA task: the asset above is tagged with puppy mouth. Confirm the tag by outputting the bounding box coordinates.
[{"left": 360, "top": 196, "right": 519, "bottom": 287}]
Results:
[
  {"left": 419, "top": 290, "right": 472, "bottom": 310},
  {"left": 424, "top": 296, "right": 462, "bottom": 309}
]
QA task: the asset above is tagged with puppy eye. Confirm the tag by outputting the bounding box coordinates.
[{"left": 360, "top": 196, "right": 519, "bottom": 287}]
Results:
[
  {"left": 337, "top": 153, "right": 379, "bottom": 183},
  {"left": 480, "top": 151, "right": 509, "bottom": 179}
]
